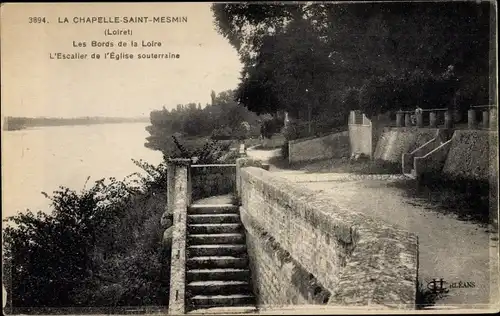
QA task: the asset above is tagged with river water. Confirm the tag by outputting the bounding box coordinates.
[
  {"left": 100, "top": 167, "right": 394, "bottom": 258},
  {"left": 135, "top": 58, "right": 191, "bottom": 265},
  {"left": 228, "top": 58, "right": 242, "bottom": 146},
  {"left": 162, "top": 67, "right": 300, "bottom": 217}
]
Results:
[{"left": 2, "top": 123, "right": 164, "bottom": 219}]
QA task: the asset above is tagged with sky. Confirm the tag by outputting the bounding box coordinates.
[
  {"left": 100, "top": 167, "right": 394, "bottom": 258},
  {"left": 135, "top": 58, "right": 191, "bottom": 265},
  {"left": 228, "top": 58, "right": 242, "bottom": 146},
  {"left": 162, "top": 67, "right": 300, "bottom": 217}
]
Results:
[{"left": 1, "top": 3, "right": 243, "bottom": 118}]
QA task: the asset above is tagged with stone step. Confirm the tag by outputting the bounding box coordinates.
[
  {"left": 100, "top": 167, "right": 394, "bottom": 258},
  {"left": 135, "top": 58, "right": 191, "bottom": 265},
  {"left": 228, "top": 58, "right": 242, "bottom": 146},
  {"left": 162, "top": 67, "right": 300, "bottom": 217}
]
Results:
[
  {"left": 187, "top": 244, "right": 247, "bottom": 257},
  {"left": 187, "top": 256, "right": 249, "bottom": 269},
  {"left": 186, "top": 268, "right": 250, "bottom": 282},
  {"left": 187, "top": 280, "right": 252, "bottom": 296},
  {"left": 188, "top": 223, "right": 242, "bottom": 234},
  {"left": 188, "top": 233, "right": 245, "bottom": 245},
  {"left": 188, "top": 214, "right": 240, "bottom": 224},
  {"left": 188, "top": 294, "right": 255, "bottom": 310},
  {"left": 189, "top": 204, "right": 239, "bottom": 215}
]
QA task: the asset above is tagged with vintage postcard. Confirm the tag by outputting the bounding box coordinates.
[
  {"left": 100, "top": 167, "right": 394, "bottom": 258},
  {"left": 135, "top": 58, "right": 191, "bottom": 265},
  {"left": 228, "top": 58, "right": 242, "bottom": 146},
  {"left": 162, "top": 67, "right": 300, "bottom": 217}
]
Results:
[{"left": 1, "top": 1, "right": 498, "bottom": 315}]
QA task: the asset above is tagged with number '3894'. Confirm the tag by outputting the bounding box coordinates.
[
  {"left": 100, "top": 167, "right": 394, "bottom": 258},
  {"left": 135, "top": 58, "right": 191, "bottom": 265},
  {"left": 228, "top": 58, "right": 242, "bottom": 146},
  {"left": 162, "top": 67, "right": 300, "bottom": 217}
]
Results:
[{"left": 29, "top": 17, "right": 47, "bottom": 23}]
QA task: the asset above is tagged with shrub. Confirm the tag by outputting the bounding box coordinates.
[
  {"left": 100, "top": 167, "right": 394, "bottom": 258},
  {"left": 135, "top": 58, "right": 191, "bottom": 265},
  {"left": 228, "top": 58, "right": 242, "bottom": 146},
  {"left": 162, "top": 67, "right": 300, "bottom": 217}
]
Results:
[
  {"left": 261, "top": 117, "right": 284, "bottom": 139},
  {"left": 172, "top": 135, "right": 230, "bottom": 164},
  {"left": 3, "top": 163, "right": 169, "bottom": 312},
  {"left": 211, "top": 126, "right": 233, "bottom": 140}
]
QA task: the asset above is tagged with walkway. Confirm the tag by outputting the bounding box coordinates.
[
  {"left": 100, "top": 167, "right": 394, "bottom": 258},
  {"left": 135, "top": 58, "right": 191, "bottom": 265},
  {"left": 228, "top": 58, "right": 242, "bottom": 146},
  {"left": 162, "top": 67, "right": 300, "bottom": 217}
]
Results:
[{"left": 245, "top": 146, "right": 497, "bottom": 308}]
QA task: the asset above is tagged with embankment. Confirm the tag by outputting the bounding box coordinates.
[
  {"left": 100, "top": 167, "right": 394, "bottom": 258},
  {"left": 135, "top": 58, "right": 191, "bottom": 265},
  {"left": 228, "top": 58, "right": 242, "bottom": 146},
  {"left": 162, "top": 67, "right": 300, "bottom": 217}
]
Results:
[
  {"left": 374, "top": 127, "right": 439, "bottom": 163},
  {"left": 236, "top": 161, "right": 419, "bottom": 309},
  {"left": 288, "top": 131, "right": 350, "bottom": 164}
]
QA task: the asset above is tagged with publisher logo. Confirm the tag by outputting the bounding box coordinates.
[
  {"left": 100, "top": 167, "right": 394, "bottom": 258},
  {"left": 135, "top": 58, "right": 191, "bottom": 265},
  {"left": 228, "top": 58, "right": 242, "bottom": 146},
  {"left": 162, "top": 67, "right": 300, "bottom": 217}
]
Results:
[
  {"left": 427, "top": 278, "right": 449, "bottom": 294},
  {"left": 427, "top": 278, "right": 476, "bottom": 294}
]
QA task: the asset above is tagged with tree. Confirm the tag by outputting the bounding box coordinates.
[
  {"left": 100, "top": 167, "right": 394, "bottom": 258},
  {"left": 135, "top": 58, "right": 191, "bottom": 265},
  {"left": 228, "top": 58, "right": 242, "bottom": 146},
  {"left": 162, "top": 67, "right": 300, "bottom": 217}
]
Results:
[
  {"left": 2, "top": 173, "right": 169, "bottom": 309},
  {"left": 236, "top": 17, "right": 337, "bottom": 122},
  {"left": 213, "top": 2, "right": 491, "bottom": 120},
  {"left": 145, "top": 90, "right": 260, "bottom": 154}
]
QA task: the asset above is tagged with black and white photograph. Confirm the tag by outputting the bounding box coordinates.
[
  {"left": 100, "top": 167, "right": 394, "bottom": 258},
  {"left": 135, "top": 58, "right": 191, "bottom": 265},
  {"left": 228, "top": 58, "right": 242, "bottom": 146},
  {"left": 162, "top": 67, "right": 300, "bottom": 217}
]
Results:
[{"left": 1, "top": 1, "right": 498, "bottom": 314}]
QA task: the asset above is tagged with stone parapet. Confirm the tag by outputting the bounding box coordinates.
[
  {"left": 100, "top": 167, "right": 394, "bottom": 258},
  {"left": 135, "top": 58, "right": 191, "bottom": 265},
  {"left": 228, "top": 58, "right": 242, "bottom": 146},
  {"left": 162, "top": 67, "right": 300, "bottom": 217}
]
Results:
[
  {"left": 166, "top": 158, "right": 191, "bottom": 315},
  {"left": 235, "top": 158, "right": 270, "bottom": 198},
  {"left": 238, "top": 166, "right": 419, "bottom": 309}
]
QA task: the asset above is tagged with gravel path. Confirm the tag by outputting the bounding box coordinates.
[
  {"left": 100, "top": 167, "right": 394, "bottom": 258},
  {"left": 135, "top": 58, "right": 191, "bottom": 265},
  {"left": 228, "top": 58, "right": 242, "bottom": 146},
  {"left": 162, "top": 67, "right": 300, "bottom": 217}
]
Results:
[{"left": 245, "top": 147, "right": 497, "bottom": 308}]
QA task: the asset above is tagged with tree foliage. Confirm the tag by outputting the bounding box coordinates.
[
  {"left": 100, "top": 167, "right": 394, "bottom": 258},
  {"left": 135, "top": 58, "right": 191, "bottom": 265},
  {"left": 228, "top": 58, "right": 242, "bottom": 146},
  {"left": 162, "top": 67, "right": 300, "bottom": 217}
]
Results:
[
  {"left": 145, "top": 90, "right": 261, "bottom": 155},
  {"left": 212, "top": 2, "right": 491, "bottom": 120},
  {"left": 260, "top": 116, "right": 284, "bottom": 139},
  {"left": 2, "top": 169, "right": 169, "bottom": 310}
]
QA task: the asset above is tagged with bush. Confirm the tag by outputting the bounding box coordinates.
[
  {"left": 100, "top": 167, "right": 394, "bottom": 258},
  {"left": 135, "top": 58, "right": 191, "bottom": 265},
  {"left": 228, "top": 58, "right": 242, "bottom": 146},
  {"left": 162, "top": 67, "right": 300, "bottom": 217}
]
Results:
[
  {"left": 191, "top": 167, "right": 236, "bottom": 201},
  {"left": 3, "top": 163, "right": 170, "bottom": 312},
  {"left": 261, "top": 117, "right": 284, "bottom": 139},
  {"left": 172, "top": 135, "right": 231, "bottom": 163},
  {"left": 283, "top": 119, "right": 347, "bottom": 141},
  {"left": 211, "top": 126, "right": 233, "bottom": 140}
]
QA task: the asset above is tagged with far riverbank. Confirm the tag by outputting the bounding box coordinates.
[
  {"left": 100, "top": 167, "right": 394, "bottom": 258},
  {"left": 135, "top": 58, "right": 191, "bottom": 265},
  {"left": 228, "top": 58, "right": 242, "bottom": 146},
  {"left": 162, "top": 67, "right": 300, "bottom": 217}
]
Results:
[{"left": 3, "top": 116, "right": 150, "bottom": 131}]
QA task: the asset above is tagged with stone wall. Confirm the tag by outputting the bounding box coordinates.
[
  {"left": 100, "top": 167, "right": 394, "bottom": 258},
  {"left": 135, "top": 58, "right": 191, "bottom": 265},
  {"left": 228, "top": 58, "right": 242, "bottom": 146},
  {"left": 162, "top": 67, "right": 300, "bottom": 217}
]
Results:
[
  {"left": 165, "top": 159, "right": 191, "bottom": 315},
  {"left": 443, "top": 130, "right": 498, "bottom": 182},
  {"left": 349, "top": 124, "right": 372, "bottom": 158},
  {"left": 238, "top": 166, "right": 419, "bottom": 309},
  {"left": 348, "top": 111, "right": 393, "bottom": 159},
  {"left": 374, "top": 127, "right": 439, "bottom": 162},
  {"left": 442, "top": 129, "right": 498, "bottom": 226},
  {"left": 243, "top": 210, "right": 331, "bottom": 307},
  {"left": 288, "top": 131, "right": 350, "bottom": 164},
  {"left": 348, "top": 111, "right": 373, "bottom": 158},
  {"left": 261, "top": 133, "right": 286, "bottom": 149}
]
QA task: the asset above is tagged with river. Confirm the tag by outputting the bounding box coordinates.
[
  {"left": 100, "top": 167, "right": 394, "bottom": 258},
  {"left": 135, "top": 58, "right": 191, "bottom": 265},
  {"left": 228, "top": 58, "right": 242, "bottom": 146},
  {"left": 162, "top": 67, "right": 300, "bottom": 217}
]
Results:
[{"left": 2, "top": 123, "right": 164, "bottom": 219}]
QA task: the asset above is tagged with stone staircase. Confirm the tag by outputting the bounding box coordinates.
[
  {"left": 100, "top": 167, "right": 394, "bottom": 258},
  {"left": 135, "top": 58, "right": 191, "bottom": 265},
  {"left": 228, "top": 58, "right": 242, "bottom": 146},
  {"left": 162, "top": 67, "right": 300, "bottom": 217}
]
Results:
[
  {"left": 403, "top": 168, "right": 417, "bottom": 179},
  {"left": 185, "top": 204, "right": 256, "bottom": 312}
]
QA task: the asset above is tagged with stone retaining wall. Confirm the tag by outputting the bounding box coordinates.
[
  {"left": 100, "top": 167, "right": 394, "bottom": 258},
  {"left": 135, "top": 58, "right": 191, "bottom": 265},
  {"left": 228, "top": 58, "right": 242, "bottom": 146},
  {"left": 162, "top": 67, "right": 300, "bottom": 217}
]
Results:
[
  {"left": 238, "top": 166, "right": 419, "bottom": 309},
  {"left": 443, "top": 130, "right": 498, "bottom": 182}
]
